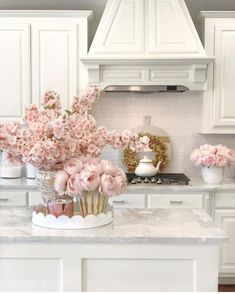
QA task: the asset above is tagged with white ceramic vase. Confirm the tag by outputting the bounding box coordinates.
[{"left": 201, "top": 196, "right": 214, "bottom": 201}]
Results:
[
  {"left": 201, "top": 166, "right": 224, "bottom": 184},
  {"left": 0, "top": 151, "right": 22, "bottom": 178},
  {"left": 26, "top": 163, "right": 38, "bottom": 179}
]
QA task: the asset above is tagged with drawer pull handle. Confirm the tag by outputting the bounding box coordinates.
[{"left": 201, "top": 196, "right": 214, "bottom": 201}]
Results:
[
  {"left": 170, "top": 200, "right": 183, "bottom": 205},
  {"left": 113, "top": 200, "right": 125, "bottom": 204},
  {"left": 0, "top": 198, "right": 9, "bottom": 202}
]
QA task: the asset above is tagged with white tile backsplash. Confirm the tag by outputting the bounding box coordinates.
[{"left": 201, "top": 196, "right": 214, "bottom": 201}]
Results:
[{"left": 91, "top": 91, "right": 235, "bottom": 178}]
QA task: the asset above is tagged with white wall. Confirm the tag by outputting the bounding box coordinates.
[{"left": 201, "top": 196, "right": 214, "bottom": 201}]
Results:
[{"left": 91, "top": 92, "right": 235, "bottom": 179}]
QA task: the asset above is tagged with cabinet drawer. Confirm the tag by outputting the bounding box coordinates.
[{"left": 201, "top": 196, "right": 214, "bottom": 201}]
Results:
[
  {"left": 148, "top": 194, "right": 204, "bottom": 209},
  {"left": 215, "top": 192, "right": 235, "bottom": 208},
  {"left": 28, "top": 192, "right": 42, "bottom": 206},
  {"left": 110, "top": 194, "right": 145, "bottom": 209},
  {"left": 0, "top": 191, "right": 27, "bottom": 206}
]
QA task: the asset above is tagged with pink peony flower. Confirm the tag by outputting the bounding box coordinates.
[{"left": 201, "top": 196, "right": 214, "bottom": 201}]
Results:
[
  {"left": 115, "top": 175, "right": 127, "bottom": 195},
  {"left": 84, "top": 158, "right": 103, "bottom": 175},
  {"left": 202, "top": 154, "right": 216, "bottom": 167},
  {"left": 79, "top": 170, "right": 100, "bottom": 191},
  {"left": 54, "top": 170, "right": 69, "bottom": 194},
  {"left": 216, "top": 155, "right": 229, "bottom": 167},
  {"left": 67, "top": 174, "right": 82, "bottom": 196},
  {"left": 99, "top": 174, "right": 117, "bottom": 197},
  {"left": 101, "top": 160, "right": 120, "bottom": 176},
  {"left": 64, "top": 158, "right": 83, "bottom": 176}
]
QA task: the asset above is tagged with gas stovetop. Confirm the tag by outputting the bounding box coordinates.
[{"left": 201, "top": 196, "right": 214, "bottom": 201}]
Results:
[{"left": 126, "top": 173, "right": 191, "bottom": 185}]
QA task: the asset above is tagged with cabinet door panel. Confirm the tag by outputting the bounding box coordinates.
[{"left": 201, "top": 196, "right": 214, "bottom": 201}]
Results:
[
  {"left": 0, "top": 191, "right": 27, "bottom": 206},
  {"left": 0, "top": 258, "right": 62, "bottom": 291},
  {"left": 148, "top": 193, "right": 204, "bottom": 209},
  {"left": 215, "top": 209, "right": 235, "bottom": 274},
  {"left": 215, "top": 192, "right": 235, "bottom": 208},
  {"left": 148, "top": 0, "right": 200, "bottom": 54},
  {"left": 110, "top": 194, "right": 145, "bottom": 208},
  {"left": 28, "top": 191, "right": 41, "bottom": 206},
  {"left": 213, "top": 24, "right": 235, "bottom": 127},
  {"left": 32, "top": 23, "right": 78, "bottom": 109},
  {"left": 0, "top": 24, "right": 30, "bottom": 120}
]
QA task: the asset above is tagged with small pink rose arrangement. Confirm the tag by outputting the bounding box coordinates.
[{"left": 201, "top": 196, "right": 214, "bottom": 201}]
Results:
[{"left": 190, "top": 144, "right": 235, "bottom": 168}]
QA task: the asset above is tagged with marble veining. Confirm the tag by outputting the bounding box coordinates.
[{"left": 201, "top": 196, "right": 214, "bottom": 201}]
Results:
[{"left": 0, "top": 207, "right": 227, "bottom": 244}]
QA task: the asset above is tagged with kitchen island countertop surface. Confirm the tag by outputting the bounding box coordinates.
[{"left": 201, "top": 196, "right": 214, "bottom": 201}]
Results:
[{"left": 0, "top": 207, "right": 227, "bottom": 244}]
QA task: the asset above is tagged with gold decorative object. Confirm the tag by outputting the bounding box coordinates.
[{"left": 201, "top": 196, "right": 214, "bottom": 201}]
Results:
[
  {"left": 123, "top": 132, "right": 168, "bottom": 173},
  {"left": 36, "top": 170, "right": 58, "bottom": 205},
  {"left": 76, "top": 191, "right": 109, "bottom": 217}
]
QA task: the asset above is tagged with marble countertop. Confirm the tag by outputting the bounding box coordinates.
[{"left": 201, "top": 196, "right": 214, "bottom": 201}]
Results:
[
  {"left": 127, "top": 178, "right": 235, "bottom": 193},
  {"left": 1, "top": 177, "right": 235, "bottom": 192},
  {"left": 0, "top": 207, "right": 227, "bottom": 244}
]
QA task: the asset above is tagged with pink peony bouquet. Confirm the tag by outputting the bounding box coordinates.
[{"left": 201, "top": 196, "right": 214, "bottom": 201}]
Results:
[
  {"left": 0, "top": 85, "right": 150, "bottom": 170},
  {"left": 190, "top": 144, "right": 235, "bottom": 168},
  {"left": 54, "top": 157, "right": 127, "bottom": 197},
  {"left": 54, "top": 157, "right": 128, "bottom": 217}
]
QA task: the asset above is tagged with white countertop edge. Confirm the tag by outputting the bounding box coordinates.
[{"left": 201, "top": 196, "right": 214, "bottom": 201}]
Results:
[
  {"left": 0, "top": 177, "right": 235, "bottom": 192},
  {"left": 0, "top": 235, "right": 228, "bottom": 244}
]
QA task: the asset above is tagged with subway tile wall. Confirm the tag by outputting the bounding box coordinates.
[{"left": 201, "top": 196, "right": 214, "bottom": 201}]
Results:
[{"left": 91, "top": 91, "right": 235, "bottom": 179}]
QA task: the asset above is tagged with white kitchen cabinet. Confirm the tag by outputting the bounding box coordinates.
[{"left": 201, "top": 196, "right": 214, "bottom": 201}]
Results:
[
  {"left": 215, "top": 209, "right": 235, "bottom": 276},
  {"left": 0, "top": 11, "right": 92, "bottom": 120},
  {"left": 147, "top": 193, "right": 209, "bottom": 210},
  {"left": 31, "top": 23, "right": 78, "bottom": 108},
  {"left": 199, "top": 12, "right": 235, "bottom": 133},
  {"left": 214, "top": 191, "right": 235, "bottom": 277},
  {"left": 28, "top": 191, "right": 42, "bottom": 206},
  {"left": 110, "top": 193, "right": 145, "bottom": 209},
  {"left": 0, "top": 24, "right": 30, "bottom": 121},
  {"left": 0, "top": 191, "right": 27, "bottom": 206}
]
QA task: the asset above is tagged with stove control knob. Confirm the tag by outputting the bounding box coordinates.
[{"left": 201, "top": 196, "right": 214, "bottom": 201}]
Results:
[
  {"left": 144, "top": 177, "right": 149, "bottom": 183},
  {"left": 131, "top": 179, "right": 137, "bottom": 184},
  {"left": 151, "top": 177, "right": 156, "bottom": 183},
  {"left": 157, "top": 178, "right": 163, "bottom": 184}
]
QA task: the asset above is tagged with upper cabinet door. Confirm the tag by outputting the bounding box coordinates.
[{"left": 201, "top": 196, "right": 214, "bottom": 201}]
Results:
[
  {"left": 201, "top": 14, "right": 235, "bottom": 134},
  {"left": 31, "top": 23, "right": 78, "bottom": 109},
  {"left": 89, "top": 0, "right": 145, "bottom": 55},
  {"left": 0, "top": 24, "right": 30, "bottom": 121},
  {"left": 147, "top": 0, "right": 203, "bottom": 54},
  {"left": 213, "top": 24, "right": 235, "bottom": 127}
]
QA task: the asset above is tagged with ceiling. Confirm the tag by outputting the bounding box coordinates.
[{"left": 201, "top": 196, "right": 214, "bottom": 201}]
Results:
[{"left": 1, "top": 0, "right": 235, "bottom": 42}]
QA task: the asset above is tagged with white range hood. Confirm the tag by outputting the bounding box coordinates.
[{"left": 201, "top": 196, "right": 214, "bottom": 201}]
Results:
[{"left": 82, "top": 0, "right": 213, "bottom": 92}]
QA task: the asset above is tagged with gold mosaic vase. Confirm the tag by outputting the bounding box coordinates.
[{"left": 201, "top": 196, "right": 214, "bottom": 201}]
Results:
[{"left": 36, "top": 170, "right": 58, "bottom": 205}]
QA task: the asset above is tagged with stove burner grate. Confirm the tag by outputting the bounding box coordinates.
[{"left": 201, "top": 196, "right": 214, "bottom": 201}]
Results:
[{"left": 126, "top": 173, "right": 191, "bottom": 185}]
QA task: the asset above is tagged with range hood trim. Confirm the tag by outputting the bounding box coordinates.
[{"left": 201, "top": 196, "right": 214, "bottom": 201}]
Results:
[
  {"left": 81, "top": 60, "right": 213, "bottom": 91},
  {"left": 81, "top": 57, "right": 214, "bottom": 66},
  {"left": 103, "top": 85, "right": 189, "bottom": 93}
]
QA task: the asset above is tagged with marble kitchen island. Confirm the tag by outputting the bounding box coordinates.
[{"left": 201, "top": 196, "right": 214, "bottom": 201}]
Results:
[{"left": 0, "top": 207, "right": 227, "bottom": 292}]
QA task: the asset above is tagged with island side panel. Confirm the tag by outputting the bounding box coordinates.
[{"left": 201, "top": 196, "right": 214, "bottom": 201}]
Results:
[{"left": 0, "top": 242, "right": 219, "bottom": 292}]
